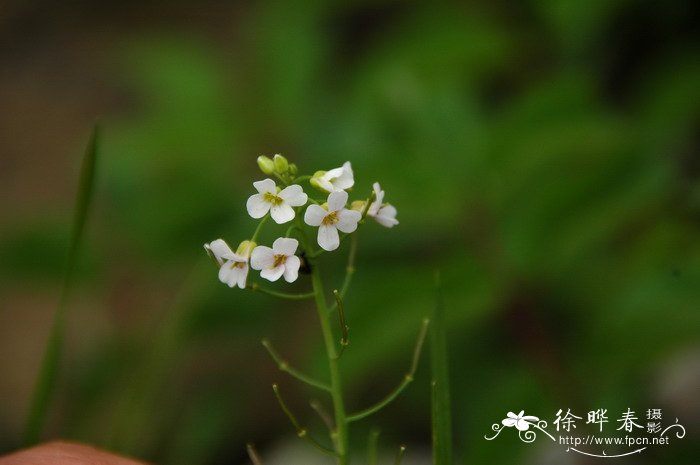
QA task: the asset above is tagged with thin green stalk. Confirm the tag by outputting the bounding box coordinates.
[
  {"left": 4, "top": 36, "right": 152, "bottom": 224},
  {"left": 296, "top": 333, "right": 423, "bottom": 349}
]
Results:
[
  {"left": 367, "top": 428, "right": 381, "bottom": 465},
  {"left": 332, "top": 290, "right": 349, "bottom": 358},
  {"left": 394, "top": 445, "right": 407, "bottom": 465},
  {"left": 347, "top": 318, "right": 429, "bottom": 423},
  {"left": 272, "top": 384, "right": 337, "bottom": 456},
  {"left": 329, "top": 234, "right": 357, "bottom": 314},
  {"left": 262, "top": 339, "right": 331, "bottom": 391},
  {"left": 246, "top": 443, "right": 263, "bottom": 465},
  {"left": 292, "top": 175, "right": 312, "bottom": 183},
  {"left": 296, "top": 216, "right": 349, "bottom": 465},
  {"left": 310, "top": 264, "right": 349, "bottom": 464},
  {"left": 247, "top": 283, "right": 314, "bottom": 300},
  {"left": 251, "top": 214, "right": 269, "bottom": 242},
  {"left": 310, "top": 399, "right": 334, "bottom": 433},
  {"left": 23, "top": 126, "right": 99, "bottom": 446}
]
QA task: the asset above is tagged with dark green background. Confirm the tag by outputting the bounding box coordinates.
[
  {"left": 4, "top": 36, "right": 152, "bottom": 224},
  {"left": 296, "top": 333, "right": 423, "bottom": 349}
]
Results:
[{"left": 0, "top": 1, "right": 698, "bottom": 464}]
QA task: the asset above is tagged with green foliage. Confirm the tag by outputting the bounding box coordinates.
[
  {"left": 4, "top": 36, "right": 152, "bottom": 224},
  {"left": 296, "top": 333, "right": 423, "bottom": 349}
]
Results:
[{"left": 2, "top": 1, "right": 698, "bottom": 464}]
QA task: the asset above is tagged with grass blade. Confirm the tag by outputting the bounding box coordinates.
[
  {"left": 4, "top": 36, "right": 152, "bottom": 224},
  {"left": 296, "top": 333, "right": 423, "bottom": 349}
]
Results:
[
  {"left": 23, "top": 126, "right": 99, "bottom": 445},
  {"left": 431, "top": 271, "right": 453, "bottom": 465}
]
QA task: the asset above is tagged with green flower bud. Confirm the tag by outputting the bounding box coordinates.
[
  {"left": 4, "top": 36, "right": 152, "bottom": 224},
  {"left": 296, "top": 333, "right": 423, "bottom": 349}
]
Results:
[
  {"left": 350, "top": 200, "right": 366, "bottom": 212},
  {"left": 273, "top": 154, "right": 289, "bottom": 173},
  {"left": 310, "top": 170, "right": 327, "bottom": 191},
  {"left": 288, "top": 163, "right": 298, "bottom": 176},
  {"left": 236, "top": 240, "right": 256, "bottom": 257},
  {"left": 257, "top": 155, "right": 275, "bottom": 175}
]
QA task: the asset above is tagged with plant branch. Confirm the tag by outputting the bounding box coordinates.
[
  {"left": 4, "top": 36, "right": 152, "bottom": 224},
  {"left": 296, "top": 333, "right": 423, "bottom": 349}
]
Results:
[
  {"left": 246, "top": 443, "right": 263, "bottom": 465},
  {"left": 328, "top": 234, "right": 357, "bottom": 313},
  {"left": 332, "top": 290, "right": 349, "bottom": 359},
  {"left": 272, "top": 384, "right": 338, "bottom": 456},
  {"left": 347, "top": 318, "right": 430, "bottom": 423},
  {"left": 394, "top": 445, "right": 407, "bottom": 465},
  {"left": 262, "top": 339, "right": 331, "bottom": 392},
  {"left": 367, "top": 428, "right": 381, "bottom": 465},
  {"left": 248, "top": 283, "right": 314, "bottom": 300},
  {"left": 251, "top": 214, "right": 269, "bottom": 242}
]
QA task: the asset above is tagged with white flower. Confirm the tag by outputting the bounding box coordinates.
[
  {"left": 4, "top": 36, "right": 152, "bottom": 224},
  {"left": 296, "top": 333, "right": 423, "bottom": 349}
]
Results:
[
  {"left": 502, "top": 411, "right": 539, "bottom": 431},
  {"left": 367, "top": 182, "right": 398, "bottom": 228},
  {"left": 204, "top": 239, "right": 252, "bottom": 289},
  {"left": 250, "top": 238, "right": 301, "bottom": 283},
  {"left": 315, "top": 162, "right": 354, "bottom": 192},
  {"left": 304, "top": 191, "right": 361, "bottom": 251},
  {"left": 246, "top": 178, "right": 308, "bottom": 224}
]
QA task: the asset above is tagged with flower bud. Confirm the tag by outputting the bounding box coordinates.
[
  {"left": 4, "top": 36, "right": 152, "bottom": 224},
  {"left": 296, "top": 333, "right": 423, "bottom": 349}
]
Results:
[
  {"left": 310, "top": 170, "right": 327, "bottom": 191},
  {"left": 236, "top": 240, "right": 257, "bottom": 257},
  {"left": 257, "top": 155, "right": 275, "bottom": 175},
  {"left": 350, "top": 200, "right": 366, "bottom": 212},
  {"left": 273, "top": 154, "right": 289, "bottom": 174},
  {"left": 288, "top": 163, "right": 298, "bottom": 176}
]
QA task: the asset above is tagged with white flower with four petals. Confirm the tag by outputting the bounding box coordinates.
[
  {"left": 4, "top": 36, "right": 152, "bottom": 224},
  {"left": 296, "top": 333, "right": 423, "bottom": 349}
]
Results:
[
  {"left": 250, "top": 237, "right": 302, "bottom": 283},
  {"left": 304, "top": 191, "right": 361, "bottom": 251},
  {"left": 367, "top": 182, "right": 398, "bottom": 228},
  {"left": 246, "top": 178, "right": 308, "bottom": 224},
  {"left": 315, "top": 162, "right": 354, "bottom": 193},
  {"left": 204, "top": 239, "right": 251, "bottom": 289}
]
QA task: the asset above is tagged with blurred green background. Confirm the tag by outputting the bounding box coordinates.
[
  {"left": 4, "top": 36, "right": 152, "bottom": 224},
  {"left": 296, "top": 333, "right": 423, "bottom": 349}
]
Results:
[{"left": 1, "top": 0, "right": 699, "bottom": 464}]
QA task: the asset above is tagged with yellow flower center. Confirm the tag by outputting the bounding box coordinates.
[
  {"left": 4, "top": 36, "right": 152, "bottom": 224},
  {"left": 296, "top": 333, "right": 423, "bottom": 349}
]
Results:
[
  {"left": 230, "top": 261, "right": 245, "bottom": 269},
  {"left": 263, "top": 191, "right": 284, "bottom": 206},
  {"left": 322, "top": 211, "right": 339, "bottom": 225},
  {"left": 273, "top": 254, "right": 287, "bottom": 268}
]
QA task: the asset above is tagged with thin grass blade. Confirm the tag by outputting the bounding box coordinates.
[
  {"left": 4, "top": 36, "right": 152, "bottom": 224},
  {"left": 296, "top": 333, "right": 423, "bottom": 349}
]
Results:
[{"left": 23, "top": 126, "right": 99, "bottom": 445}]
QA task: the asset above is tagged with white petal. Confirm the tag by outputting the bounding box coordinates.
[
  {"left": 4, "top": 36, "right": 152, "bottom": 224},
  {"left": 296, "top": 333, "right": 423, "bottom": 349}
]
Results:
[
  {"left": 260, "top": 265, "right": 285, "bottom": 282},
  {"left": 304, "top": 204, "right": 327, "bottom": 226},
  {"left": 368, "top": 182, "right": 384, "bottom": 216},
  {"left": 375, "top": 205, "right": 398, "bottom": 228},
  {"left": 322, "top": 166, "right": 345, "bottom": 182},
  {"left": 272, "top": 237, "right": 298, "bottom": 256},
  {"left": 318, "top": 224, "right": 339, "bottom": 251},
  {"left": 247, "top": 194, "right": 271, "bottom": 219},
  {"left": 207, "top": 239, "right": 233, "bottom": 264},
  {"left": 522, "top": 415, "right": 539, "bottom": 423},
  {"left": 270, "top": 203, "right": 295, "bottom": 224},
  {"left": 278, "top": 184, "right": 308, "bottom": 207},
  {"left": 333, "top": 161, "right": 354, "bottom": 189},
  {"left": 253, "top": 178, "right": 277, "bottom": 194},
  {"left": 502, "top": 418, "right": 517, "bottom": 427},
  {"left": 236, "top": 265, "right": 249, "bottom": 289},
  {"left": 327, "top": 190, "right": 348, "bottom": 211},
  {"left": 336, "top": 209, "right": 361, "bottom": 233},
  {"left": 316, "top": 178, "right": 335, "bottom": 193},
  {"left": 283, "top": 256, "right": 300, "bottom": 283},
  {"left": 219, "top": 261, "right": 241, "bottom": 288},
  {"left": 221, "top": 252, "right": 247, "bottom": 262},
  {"left": 250, "top": 246, "right": 274, "bottom": 270}
]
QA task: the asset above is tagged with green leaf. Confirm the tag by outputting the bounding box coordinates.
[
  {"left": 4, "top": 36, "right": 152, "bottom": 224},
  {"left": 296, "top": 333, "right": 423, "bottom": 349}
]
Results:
[
  {"left": 431, "top": 271, "right": 453, "bottom": 465},
  {"left": 23, "top": 125, "right": 99, "bottom": 445}
]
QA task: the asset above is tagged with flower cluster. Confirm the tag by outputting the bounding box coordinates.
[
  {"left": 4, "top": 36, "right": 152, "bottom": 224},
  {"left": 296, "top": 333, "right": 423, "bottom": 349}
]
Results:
[{"left": 204, "top": 155, "right": 398, "bottom": 288}]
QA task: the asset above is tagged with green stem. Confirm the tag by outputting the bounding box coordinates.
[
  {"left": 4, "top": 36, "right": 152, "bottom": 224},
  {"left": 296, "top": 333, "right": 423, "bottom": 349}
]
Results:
[
  {"left": 347, "top": 318, "right": 429, "bottom": 423},
  {"left": 251, "top": 214, "right": 269, "bottom": 243},
  {"left": 296, "top": 218, "right": 349, "bottom": 465},
  {"left": 262, "top": 339, "right": 331, "bottom": 391},
  {"left": 272, "top": 384, "right": 338, "bottom": 456},
  {"left": 247, "top": 283, "right": 314, "bottom": 300}
]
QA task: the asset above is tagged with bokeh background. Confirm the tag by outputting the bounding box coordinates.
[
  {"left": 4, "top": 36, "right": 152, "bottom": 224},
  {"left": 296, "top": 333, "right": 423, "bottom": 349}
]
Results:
[{"left": 1, "top": 1, "right": 699, "bottom": 464}]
